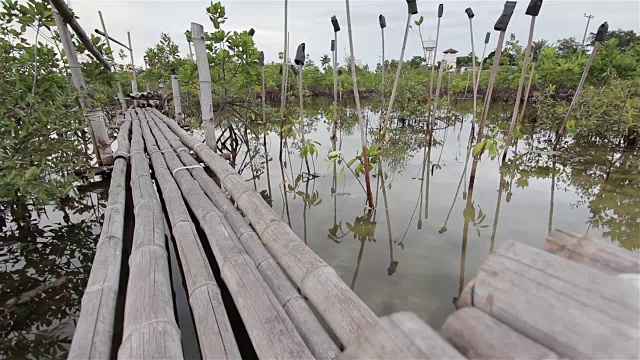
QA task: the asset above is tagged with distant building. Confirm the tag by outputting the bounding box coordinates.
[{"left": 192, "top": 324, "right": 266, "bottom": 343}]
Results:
[{"left": 442, "top": 48, "right": 459, "bottom": 66}]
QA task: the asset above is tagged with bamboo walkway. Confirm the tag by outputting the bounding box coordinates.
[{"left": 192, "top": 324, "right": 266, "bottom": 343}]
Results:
[{"left": 69, "top": 108, "right": 640, "bottom": 360}]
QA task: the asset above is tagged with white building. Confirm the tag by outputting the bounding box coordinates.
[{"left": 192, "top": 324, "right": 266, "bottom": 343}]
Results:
[{"left": 442, "top": 48, "right": 459, "bottom": 66}]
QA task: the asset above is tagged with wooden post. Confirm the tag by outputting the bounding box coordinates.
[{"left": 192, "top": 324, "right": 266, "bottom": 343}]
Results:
[
  {"left": 98, "top": 11, "right": 127, "bottom": 111},
  {"left": 503, "top": 1, "right": 540, "bottom": 162},
  {"left": 51, "top": 3, "right": 113, "bottom": 166},
  {"left": 170, "top": 75, "right": 184, "bottom": 124},
  {"left": 127, "top": 31, "right": 138, "bottom": 93},
  {"left": 191, "top": 22, "right": 217, "bottom": 151}
]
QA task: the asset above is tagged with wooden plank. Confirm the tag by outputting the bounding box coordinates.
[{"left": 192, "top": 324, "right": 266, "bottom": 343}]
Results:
[
  {"left": 138, "top": 109, "right": 240, "bottom": 359},
  {"left": 142, "top": 110, "right": 313, "bottom": 359},
  {"left": 545, "top": 229, "right": 640, "bottom": 274},
  {"left": 341, "top": 312, "right": 464, "bottom": 359},
  {"left": 152, "top": 108, "right": 379, "bottom": 347},
  {"left": 441, "top": 308, "right": 559, "bottom": 359},
  {"left": 117, "top": 110, "right": 183, "bottom": 359},
  {"left": 68, "top": 118, "right": 131, "bottom": 360},
  {"left": 148, "top": 111, "right": 339, "bottom": 359},
  {"left": 459, "top": 241, "right": 639, "bottom": 359}
]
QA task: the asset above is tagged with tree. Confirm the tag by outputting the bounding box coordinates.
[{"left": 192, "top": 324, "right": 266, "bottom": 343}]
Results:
[
  {"left": 555, "top": 37, "right": 584, "bottom": 59},
  {"left": 320, "top": 54, "right": 331, "bottom": 70}
]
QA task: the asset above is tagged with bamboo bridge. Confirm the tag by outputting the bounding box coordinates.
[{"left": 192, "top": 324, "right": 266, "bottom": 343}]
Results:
[
  {"left": 47, "top": 1, "right": 639, "bottom": 358},
  {"left": 67, "top": 108, "right": 640, "bottom": 359}
]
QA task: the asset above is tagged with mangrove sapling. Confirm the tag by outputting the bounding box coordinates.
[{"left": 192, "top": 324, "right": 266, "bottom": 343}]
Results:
[
  {"left": 503, "top": 0, "right": 543, "bottom": 163},
  {"left": 331, "top": 15, "right": 340, "bottom": 147},
  {"left": 344, "top": 0, "right": 374, "bottom": 210},
  {"left": 518, "top": 49, "right": 540, "bottom": 123},
  {"left": 554, "top": 22, "right": 608, "bottom": 149},
  {"left": 465, "top": 8, "right": 478, "bottom": 124},
  {"left": 381, "top": 0, "right": 417, "bottom": 141},
  {"left": 379, "top": 15, "right": 387, "bottom": 124}
]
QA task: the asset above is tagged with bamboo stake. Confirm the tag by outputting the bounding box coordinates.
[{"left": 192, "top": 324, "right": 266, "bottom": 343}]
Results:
[
  {"left": 429, "top": 60, "right": 446, "bottom": 130},
  {"left": 191, "top": 22, "right": 217, "bottom": 151},
  {"left": 475, "top": 32, "right": 491, "bottom": 99},
  {"left": 345, "top": 0, "right": 375, "bottom": 209},
  {"left": 98, "top": 11, "right": 127, "bottom": 110},
  {"left": 331, "top": 16, "right": 340, "bottom": 147},
  {"left": 465, "top": 8, "right": 478, "bottom": 123},
  {"left": 519, "top": 49, "right": 539, "bottom": 122},
  {"left": 428, "top": 4, "right": 444, "bottom": 101},
  {"left": 555, "top": 22, "right": 608, "bottom": 149},
  {"left": 278, "top": 0, "right": 289, "bottom": 172},
  {"left": 379, "top": 15, "right": 386, "bottom": 125},
  {"left": 259, "top": 51, "right": 272, "bottom": 200},
  {"left": 295, "top": 43, "right": 311, "bottom": 175},
  {"left": 127, "top": 31, "right": 138, "bottom": 93},
  {"left": 382, "top": 7, "right": 414, "bottom": 141},
  {"left": 503, "top": 0, "right": 543, "bottom": 162}
]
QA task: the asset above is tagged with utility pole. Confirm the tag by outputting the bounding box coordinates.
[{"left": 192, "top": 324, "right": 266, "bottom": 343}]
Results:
[{"left": 582, "top": 13, "right": 594, "bottom": 47}]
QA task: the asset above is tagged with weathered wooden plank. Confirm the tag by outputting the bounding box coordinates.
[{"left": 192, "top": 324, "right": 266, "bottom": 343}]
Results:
[
  {"left": 459, "top": 241, "right": 639, "bottom": 359},
  {"left": 117, "top": 110, "right": 183, "bottom": 359},
  {"left": 545, "top": 229, "right": 640, "bottom": 274},
  {"left": 68, "top": 118, "right": 131, "bottom": 360},
  {"left": 441, "top": 308, "right": 559, "bottom": 359},
  {"left": 149, "top": 111, "right": 339, "bottom": 359},
  {"left": 152, "top": 109, "right": 379, "bottom": 347},
  {"left": 142, "top": 110, "right": 313, "bottom": 359},
  {"left": 340, "top": 312, "right": 464, "bottom": 359},
  {"left": 138, "top": 110, "right": 240, "bottom": 359}
]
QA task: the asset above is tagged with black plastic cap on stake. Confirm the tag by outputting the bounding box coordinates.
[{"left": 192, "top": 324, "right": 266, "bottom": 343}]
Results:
[
  {"left": 290, "top": 64, "right": 299, "bottom": 76},
  {"left": 525, "top": 0, "right": 543, "bottom": 16},
  {"left": 406, "top": 0, "right": 418, "bottom": 15},
  {"left": 595, "top": 22, "right": 608, "bottom": 42},
  {"left": 532, "top": 49, "right": 540, "bottom": 62},
  {"left": 248, "top": 28, "right": 255, "bottom": 36},
  {"left": 494, "top": 1, "right": 517, "bottom": 31},
  {"left": 484, "top": 32, "right": 491, "bottom": 44},
  {"left": 379, "top": 14, "right": 386, "bottom": 29},
  {"left": 465, "top": 7, "right": 474, "bottom": 19},
  {"left": 438, "top": 4, "right": 444, "bottom": 18},
  {"left": 258, "top": 51, "right": 264, "bottom": 66},
  {"left": 338, "top": 69, "right": 343, "bottom": 75},
  {"left": 331, "top": 39, "right": 336, "bottom": 51},
  {"left": 331, "top": 15, "right": 341, "bottom": 32},
  {"left": 295, "top": 43, "right": 305, "bottom": 65}
]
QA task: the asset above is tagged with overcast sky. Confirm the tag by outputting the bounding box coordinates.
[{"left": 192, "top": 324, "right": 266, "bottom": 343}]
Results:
[{"left": 68, "top": 0, "right": 640, "bottom": 68}]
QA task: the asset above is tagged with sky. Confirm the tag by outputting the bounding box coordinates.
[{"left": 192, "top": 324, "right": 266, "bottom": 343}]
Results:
[{"left": 67, "top": 0, "right": 640, "bottom": 68}]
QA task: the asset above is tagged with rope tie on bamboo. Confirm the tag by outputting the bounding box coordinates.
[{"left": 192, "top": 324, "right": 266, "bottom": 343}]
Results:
[
  {"left": 148, "top": 148, "right": 174, "bottom": 156},
  {"left": 194, "top": 142, "right": 207, "bottom": 152},
  {"left": 172, "top": 164, "right": 203, "bottom": 176},
  {"left": 177, "top": 147, "right": 190, "bottom": 154},
  {"left": 129, "top": 150, "right": 147, "bottom": 159}
]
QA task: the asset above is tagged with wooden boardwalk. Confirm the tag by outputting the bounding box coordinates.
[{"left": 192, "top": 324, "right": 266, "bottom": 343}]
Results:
[{"left": 69, "top": 108, "right": 640, "bottom": 359}]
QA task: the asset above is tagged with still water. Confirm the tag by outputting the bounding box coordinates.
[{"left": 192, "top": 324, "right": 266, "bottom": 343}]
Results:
[{"left": 1, "top": 99, "right": 638, "bottom": 357}]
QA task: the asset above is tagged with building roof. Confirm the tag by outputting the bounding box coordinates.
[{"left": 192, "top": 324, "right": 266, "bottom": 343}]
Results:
[{"left": 443, "top": 48, "right": 459, "bottom": 54}]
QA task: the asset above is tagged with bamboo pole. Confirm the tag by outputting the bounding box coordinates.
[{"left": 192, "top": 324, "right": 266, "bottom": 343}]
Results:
[
  {"left": 430, "top": 60, "right": 446, "bottom": 129},
  {"left": 171, "top": 75, "right": 184, "bottom": 124},
  {"left": 382, "top": 10, "right": 413, "bottom": 140},
  {"left": 518, "top": 50, "right": 539, "bottom": 122},
  {"left": 154, "top": 109, "right": 379, "bottom": 347},
  {"left": 69, "top": 119, "right": 130, "bottom": 360},
  {"left": 475, "top": 32, "right": 491, "bottom": 101},
  {"left": 191, "top": 22, "right": 217, "bottom": 151},
  {"left": 118, "top": 111, "right": 183, "bottom": 359},
  {"left": 379, "top": 14, "right": 386, "bottom": 129},
  {"left": 466, "top": 8, "right": 478, "bottom": 123},
  {"left": 98, "top": 11, "right": 127, "bottom": 110},
  {"left": 331, "top": 15, "right": 340, "bottom": 146},
  {"left": 51, "top": 3, "right": 113, "bottom": 166},
  {"left": 149, "top": 111, "right": 339, "bottom": 359},
  {"left": 127, "top": 31, "right": 138, "bottom": 93},
  {"left": 138, "top": 110, "right": 240, "bottom": 359},
  {"left": 428, "top": 4, "right": 444, "bottom": 100},
  {"left": 143, "top": 111, "right": 314, "bottom": 359},
  {"left": 503, "top": 0, "right": 542, "bottom": 162},
  {"left": 278, "top": 0, "right": 289, "bottom": 172},
  {"left": 345, "top": 0, "right": 375, "bottom": 210},
  {"left": 555, "top": 22, "right": 608, "bottom": 148},
  {"left": 259, "top": 52, "right": 272, "bottom": 200}
]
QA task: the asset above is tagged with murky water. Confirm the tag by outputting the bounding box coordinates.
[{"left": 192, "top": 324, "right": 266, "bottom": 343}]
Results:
[{"left": 2, "top": 99, "right": 638, "bottom": 357}]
